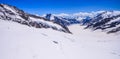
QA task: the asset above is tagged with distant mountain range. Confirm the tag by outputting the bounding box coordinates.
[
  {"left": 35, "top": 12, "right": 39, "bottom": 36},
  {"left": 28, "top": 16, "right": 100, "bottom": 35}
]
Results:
[
  {"left": 0, "top": 4, "right": 120, "bottom": 34},
  {"left": 44, "top": 11, "right": 120, "bottom": 34}
]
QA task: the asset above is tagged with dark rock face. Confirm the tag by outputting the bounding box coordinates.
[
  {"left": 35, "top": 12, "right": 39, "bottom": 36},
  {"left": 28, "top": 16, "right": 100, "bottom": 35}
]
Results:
[{"left": 45, "top": 14, "right": 52, "bottom": 21}]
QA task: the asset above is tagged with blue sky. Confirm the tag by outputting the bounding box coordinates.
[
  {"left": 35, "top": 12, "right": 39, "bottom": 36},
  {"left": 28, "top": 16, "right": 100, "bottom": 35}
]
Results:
[{"left": 0, "top": 0, "right": 120, "bottom": 15}]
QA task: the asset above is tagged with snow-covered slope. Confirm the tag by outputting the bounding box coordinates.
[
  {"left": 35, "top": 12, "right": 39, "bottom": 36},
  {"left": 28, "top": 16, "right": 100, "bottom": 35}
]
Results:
[
  {"left": 0, "top": 19, "right": 120, "bottom": 59},
  {"left": 0, "top": 4, "right": 71, "bottom": 33}
]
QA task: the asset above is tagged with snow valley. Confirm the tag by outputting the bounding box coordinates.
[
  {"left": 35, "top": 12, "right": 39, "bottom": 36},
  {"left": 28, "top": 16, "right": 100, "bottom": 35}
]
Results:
[{"left": 0, "top": 4, "right": 120, "bottom": 59}]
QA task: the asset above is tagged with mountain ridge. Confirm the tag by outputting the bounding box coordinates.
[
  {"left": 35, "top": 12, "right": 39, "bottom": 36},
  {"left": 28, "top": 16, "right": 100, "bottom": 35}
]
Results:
[{"left": 0, "top": 4, "right": 71, "bottom": 33}]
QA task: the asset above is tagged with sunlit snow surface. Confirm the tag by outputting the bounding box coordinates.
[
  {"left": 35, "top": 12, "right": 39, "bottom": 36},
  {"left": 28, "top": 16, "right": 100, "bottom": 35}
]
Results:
[{"left": 0, "top": 19, "right": 120, "bottom": 59}]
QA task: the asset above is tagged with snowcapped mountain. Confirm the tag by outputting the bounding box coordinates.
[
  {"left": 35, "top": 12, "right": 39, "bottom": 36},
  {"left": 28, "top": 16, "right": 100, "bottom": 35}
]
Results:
[
  {"left": 0, "top": 4, "right": 71, "bottom": 33},
  {"left": 43, "top": 11, "right": 105, "bottom": 22},
  {"left": 44, "top": 11, "right": 120, "bottom": 34}
]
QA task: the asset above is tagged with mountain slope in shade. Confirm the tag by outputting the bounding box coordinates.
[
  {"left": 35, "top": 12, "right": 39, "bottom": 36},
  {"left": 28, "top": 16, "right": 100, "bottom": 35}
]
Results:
[
  {"left": 83, "top": 11, "right": 120, "bottom": 34},
  {"left": 44, "top": 14, "right": 80, "bottom": 26},
  {"left": 0, "top": 4, "right": 71, "bottom": 33},
  {"left": 0, "top": 19, "right": 120, "bottom": 59}
]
